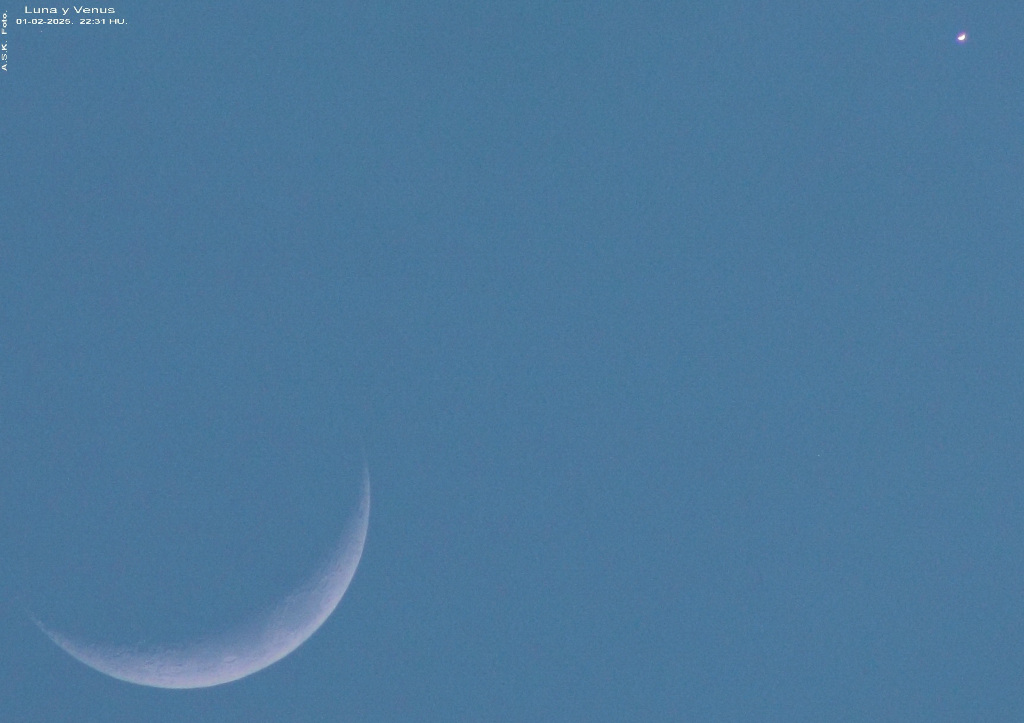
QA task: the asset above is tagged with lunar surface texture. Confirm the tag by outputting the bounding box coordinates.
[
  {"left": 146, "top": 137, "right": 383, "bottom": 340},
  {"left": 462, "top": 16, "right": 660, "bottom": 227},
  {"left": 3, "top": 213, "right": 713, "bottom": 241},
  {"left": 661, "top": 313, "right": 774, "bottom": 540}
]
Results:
[{"left": 32, "top": 469, "right": 370, "bottom": 689}]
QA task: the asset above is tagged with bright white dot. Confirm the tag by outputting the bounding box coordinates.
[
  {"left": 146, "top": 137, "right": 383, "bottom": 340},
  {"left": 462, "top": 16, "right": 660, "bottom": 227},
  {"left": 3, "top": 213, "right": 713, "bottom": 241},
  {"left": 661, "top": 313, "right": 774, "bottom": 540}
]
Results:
[{"left": 956, "top": 31, "right": 968, "bottom": 43}]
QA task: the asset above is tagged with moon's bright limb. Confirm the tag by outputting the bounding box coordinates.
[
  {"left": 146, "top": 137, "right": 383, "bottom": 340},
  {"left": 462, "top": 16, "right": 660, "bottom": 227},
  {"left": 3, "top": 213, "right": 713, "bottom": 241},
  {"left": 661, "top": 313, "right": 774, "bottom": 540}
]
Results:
[
  {"left": 32, "top": 469, "right": 370, "bottom": 689},
  {"left": 957, "top": 31, "right": 968, "bottom": 43}
]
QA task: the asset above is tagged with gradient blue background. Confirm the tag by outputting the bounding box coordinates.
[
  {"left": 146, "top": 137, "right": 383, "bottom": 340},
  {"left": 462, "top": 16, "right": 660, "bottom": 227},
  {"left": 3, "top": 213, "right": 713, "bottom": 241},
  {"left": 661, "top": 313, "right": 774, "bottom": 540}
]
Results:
[{"left": 3, "top": 2, "right": 1024, "bottom": 720}]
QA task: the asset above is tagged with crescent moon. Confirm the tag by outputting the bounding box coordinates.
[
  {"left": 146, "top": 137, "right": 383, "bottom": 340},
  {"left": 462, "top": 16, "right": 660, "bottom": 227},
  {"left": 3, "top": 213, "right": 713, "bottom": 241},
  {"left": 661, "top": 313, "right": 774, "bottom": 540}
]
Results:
[{"left": 32, "top": 468, "right": 370, "bottom": 689}]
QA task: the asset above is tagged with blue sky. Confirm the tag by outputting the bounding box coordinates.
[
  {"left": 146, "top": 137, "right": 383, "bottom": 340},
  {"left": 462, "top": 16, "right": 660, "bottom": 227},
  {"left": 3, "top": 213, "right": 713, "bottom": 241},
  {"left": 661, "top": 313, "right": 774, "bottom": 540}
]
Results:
[{"left": 3, "top": 2, "right": 1024, "bottom": 720}]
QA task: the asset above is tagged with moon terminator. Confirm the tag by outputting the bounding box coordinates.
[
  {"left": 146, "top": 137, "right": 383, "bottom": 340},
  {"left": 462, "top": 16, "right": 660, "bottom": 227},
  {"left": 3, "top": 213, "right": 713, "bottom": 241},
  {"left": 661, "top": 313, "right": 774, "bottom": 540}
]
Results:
[{"left": 32, "top": 468, "right": 370, "bottom": 689}]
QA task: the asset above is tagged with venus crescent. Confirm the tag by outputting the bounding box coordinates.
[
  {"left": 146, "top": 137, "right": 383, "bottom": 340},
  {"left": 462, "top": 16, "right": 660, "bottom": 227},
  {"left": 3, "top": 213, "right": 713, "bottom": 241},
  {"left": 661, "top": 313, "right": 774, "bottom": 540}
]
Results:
[{"left": 32, "top": 468, "right": 370, "bottom": 689}]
